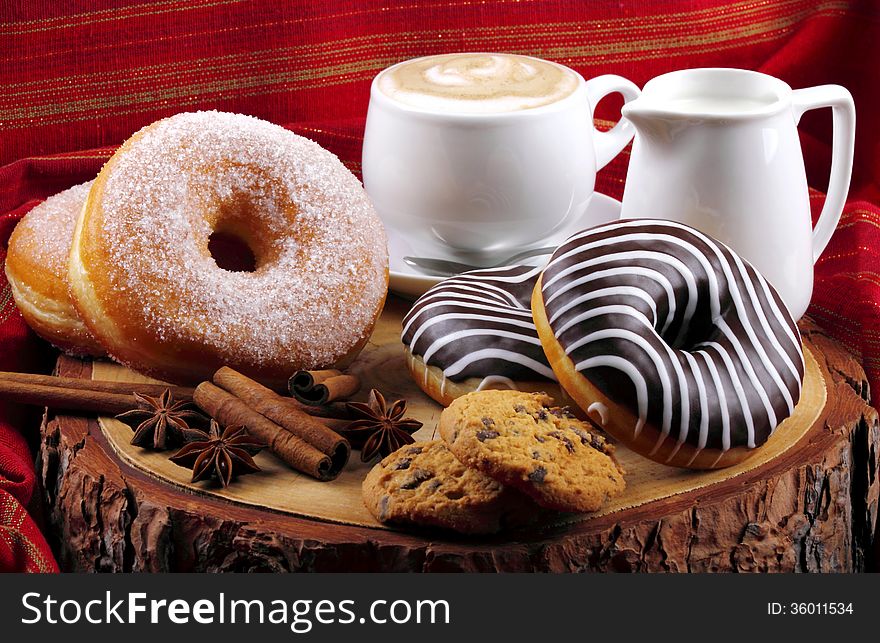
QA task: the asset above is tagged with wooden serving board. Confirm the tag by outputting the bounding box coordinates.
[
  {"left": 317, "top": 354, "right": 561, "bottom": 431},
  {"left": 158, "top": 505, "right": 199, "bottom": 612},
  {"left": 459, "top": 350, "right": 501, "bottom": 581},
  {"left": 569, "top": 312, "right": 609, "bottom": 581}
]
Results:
[
  {"left": 92, "top": 301, "right": 826, "bottom": 529},
  {"left": 36, "top": 297, "right": 880, "bottom": 572}
]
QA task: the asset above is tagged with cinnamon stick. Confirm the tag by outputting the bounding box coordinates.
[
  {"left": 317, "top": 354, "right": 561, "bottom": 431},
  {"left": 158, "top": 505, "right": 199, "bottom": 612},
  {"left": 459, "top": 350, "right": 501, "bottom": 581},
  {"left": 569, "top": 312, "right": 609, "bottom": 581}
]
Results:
[
  {"left": 212, "top": 366, "right": 350, "bottom": 469},
  {"left": 0, "top": 379, "right": 137, "bottom": 415},
  {"left": 290, "top": 369, "right": 342, "bottom": 387},
  {"left": 289, "top": 400, "right": 355, "bottom": 420},
  {"left": 0, "top": 371, "right": 194, "bottom": 401},
  {"left": 319, "top": 417, "right": 354, "bottom": 432},
  {"left": 289, "top": 369, "right": 361, "bottom": 405},
  {"left": 0, "top": 370, "right": 351, "bottom": 420},
  {"left": 193, "top": 382, "right": 342, "bottom": 481}
]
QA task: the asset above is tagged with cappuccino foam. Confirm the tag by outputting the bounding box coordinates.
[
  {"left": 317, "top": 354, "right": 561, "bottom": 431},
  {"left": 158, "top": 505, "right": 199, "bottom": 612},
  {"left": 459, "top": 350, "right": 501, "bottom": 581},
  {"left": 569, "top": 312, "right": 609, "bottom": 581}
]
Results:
[{"left": 377, "top": 53, "right": 578, "bottom": 113}]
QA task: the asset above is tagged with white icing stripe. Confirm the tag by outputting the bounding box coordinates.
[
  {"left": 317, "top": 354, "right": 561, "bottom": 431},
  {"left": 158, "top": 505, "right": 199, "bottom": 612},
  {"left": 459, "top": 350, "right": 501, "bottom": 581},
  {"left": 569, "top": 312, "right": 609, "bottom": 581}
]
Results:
[
  {"left": 705, "top": 340, "right": 757, "bottom": 448},
  {"left": 698, "top": 348, "right": 731, "bottom": 451},
  {"left": 560, "top": 304, "right": 694, "bottom": 454},
  {"left": 644, "top": 220, "right": 801, "bottom": 339},
  {"left": 443, "top": 348, "right": 557, "bottom": 380},
  {"left": 543, "top": 251, "right": 699, "bottom": 329},
  {"left": 554, "top": 304, "right": 653, "bottom": 337},
  {"left": 716, "top": 318, "right": 780, "bottom": 430},
  {"left": 420, "top": 289, "right": 529, "bottom": 312},
  {"left": 679, "top": 235, "right": 789, "bottom": 420},
  {"left": 408, "top": 311, "right": 537, "bottom": 348},
  {"left": 422, "top": 328, "right": 544, "bottom": 363},
  {"left": 731, "top": 253, "right": 803, "bottom": 388},
  {"left": 475, "top": 375, "right": 519, "bottom": 391},
  {"left": 440, "top": 281, "right": 520, "bottom": 306},
  {"left": 569, "top": 218, "right": 802, "bottom": 346},
  {"left": 567, "top": 329, "right": 673, "bottom": 440},
  {"left": 545, "top": 266, "right": 677, "bottom": 333},
  {"left": 607, "top": 218, "right": 802, "bottom": 356},
  {"left": 587, "top": 402, "right": 608, "bottom": 426},
  {"left": 564, "top": 231, "right": 724, "bottom": 345},
  {"left": 417, "top": 282, "right": 516, "bottom": 307},
  {"left": 729, "top": 253, "right": 798, "bottom": 410},
  {"left": 403, "top": 297, "right": 533, "bottom": 338},
  {"left": 682, "top": 351, "right": 709, "bottom": 450},
  {"left": 407, "top": 291, "right": 524, "bottom": 315},
  {"left": 575, "top": 355, "right": 649, "bottom": 436},
  {"left": 754, "top": 270, "right": 804, "bottom": 363},
  {"left": 548, "top": 286, "right": 658, "bottom": 327},
  {"left": 437, "top": 271, "right": 541, "bottom": 301}
]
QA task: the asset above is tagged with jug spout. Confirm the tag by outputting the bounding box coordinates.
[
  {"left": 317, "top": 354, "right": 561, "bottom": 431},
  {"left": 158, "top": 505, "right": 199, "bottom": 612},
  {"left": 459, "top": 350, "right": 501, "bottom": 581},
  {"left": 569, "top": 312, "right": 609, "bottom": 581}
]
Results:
[
  {"left": 620, "top": 99, "right": 678, "bottom": 141},
  {"left": 620, "top": 97, "right": 657, "bottom": 123}
]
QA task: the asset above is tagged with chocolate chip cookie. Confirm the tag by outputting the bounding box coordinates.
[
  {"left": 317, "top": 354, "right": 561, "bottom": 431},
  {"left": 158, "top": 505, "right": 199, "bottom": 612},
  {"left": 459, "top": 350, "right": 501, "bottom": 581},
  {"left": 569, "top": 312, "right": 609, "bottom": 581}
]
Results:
[
  {"left": 362, "top": 440, "right": 536, "bottom": 534},
  {"left": 439, "top": 390, "right": 625, "bottom": 512}
]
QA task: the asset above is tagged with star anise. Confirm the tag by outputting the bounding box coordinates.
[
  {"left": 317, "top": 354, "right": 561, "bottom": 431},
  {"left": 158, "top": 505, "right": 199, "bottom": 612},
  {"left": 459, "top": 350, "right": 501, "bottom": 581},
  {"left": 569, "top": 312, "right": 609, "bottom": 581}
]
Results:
[
  {"left": 168, "top": 420, "right": 264, "bottom": 487},
  {"left": 341, "top": 389, "right": 423, "bottom": 462},
  {"left": 116, "top": 389, "right": 208, "bottom": 450}
]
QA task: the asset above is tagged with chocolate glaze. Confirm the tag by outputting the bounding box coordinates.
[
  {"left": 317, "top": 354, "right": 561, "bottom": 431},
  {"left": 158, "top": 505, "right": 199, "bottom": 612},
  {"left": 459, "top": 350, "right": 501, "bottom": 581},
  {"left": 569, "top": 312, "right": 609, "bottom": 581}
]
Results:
[
  {"left": 540, "top": 219, "right": 804, "bottom": 462},
  {"left": 402, "top": 265, "right": 555, "bottom": 382}
]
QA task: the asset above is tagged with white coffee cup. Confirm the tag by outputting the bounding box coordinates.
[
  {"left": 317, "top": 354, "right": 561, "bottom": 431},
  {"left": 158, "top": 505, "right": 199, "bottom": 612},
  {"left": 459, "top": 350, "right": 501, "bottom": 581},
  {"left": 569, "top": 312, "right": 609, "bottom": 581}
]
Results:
[{"left": 362, "top": 53, "right": 640, "bottom": 258}]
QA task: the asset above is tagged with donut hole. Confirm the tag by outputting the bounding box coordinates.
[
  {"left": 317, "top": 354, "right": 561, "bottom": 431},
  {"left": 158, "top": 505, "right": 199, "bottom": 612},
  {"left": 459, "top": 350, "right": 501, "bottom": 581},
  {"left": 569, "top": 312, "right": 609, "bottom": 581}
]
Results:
[
  {"left": 677, "top": 322, "right": 724, "bottom": 351},
  {"left": 208, "top": 230, "right": 257, "bottom": 273},
  {"left": 665, "top": 310, "right": 719, "bottom": 351}
]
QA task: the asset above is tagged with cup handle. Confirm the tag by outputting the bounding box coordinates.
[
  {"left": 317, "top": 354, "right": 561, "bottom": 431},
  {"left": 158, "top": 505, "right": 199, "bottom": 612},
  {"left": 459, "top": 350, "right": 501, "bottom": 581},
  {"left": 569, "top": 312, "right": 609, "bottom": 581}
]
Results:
[
  {"left": 792, "top": 85, "right": 856, "bottom": 263},
  {"left": 584, "top": 74, "right": 641, "bottom": 170}
]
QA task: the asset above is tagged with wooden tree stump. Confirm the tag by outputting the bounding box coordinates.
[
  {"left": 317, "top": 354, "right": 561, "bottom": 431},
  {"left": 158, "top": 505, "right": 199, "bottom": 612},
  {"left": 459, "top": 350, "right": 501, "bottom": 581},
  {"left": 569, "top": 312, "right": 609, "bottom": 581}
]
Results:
[{"left": 35, "top": 304, "right": 879, "bottom": 572}]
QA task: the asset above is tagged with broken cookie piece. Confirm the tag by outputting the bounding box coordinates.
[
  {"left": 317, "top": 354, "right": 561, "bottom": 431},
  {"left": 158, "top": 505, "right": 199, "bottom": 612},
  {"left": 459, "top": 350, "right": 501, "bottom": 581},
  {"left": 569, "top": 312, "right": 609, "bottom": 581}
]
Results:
[{"left": 362, "top": 439, "right": 538, "bottom": 534}]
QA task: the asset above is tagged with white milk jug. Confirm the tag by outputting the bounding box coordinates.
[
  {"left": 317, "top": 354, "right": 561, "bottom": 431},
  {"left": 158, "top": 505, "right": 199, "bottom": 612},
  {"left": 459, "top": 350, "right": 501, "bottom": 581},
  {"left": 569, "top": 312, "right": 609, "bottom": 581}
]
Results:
[{"left": 620, "top": 68, "right": 855, "bottom": 320}]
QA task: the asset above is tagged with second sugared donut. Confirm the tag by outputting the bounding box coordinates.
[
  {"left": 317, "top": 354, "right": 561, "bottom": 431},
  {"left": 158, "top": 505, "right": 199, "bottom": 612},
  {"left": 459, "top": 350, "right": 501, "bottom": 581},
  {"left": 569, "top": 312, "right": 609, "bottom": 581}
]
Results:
[
  {"left": 532, "top": 219, "right": 805, "bottom": 469},
  {"left": 4, "top": 181, "right": 106, "bottom": 357},
  {"left": 69, "top": 111, "right": 388, "bottom": 386}
]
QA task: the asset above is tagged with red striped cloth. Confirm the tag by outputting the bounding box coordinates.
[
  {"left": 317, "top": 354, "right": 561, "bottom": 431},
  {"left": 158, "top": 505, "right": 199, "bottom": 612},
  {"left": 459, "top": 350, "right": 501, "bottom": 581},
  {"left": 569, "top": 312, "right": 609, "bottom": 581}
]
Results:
[{"left": 1, "top": 0, "right": 878, "bottom": 572}]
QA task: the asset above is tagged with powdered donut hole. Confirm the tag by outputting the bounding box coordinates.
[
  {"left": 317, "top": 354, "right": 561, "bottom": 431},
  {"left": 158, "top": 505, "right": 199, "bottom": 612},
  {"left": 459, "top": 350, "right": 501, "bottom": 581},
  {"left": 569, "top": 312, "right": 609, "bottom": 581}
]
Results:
[{"left": 69, "top": 111, "right": 388, "bottom": 386}]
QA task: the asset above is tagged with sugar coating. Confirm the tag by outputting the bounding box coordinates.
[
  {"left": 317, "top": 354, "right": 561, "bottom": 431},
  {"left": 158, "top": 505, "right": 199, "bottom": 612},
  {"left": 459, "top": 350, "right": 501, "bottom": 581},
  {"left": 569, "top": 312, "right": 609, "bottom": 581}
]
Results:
[
  {"left": 17, "top": 181, "right": 92, "bottom": 278},
  {"left": 94, "top": 111, "right": 388, "bottom": 369}
]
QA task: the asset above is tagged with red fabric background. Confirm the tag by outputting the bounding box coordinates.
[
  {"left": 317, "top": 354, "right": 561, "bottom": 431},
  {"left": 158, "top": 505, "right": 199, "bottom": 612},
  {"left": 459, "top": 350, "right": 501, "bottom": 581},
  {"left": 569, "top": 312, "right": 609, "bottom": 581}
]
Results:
[{"left": 1, "top": 0, "right": 878, "bottom": 572}]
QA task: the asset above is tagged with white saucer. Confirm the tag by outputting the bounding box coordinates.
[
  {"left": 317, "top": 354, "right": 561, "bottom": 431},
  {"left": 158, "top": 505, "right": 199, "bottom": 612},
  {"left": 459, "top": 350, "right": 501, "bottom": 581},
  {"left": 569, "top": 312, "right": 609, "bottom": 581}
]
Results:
[{"left": 387, "top": 192, "right": 622, "bottom": 298}]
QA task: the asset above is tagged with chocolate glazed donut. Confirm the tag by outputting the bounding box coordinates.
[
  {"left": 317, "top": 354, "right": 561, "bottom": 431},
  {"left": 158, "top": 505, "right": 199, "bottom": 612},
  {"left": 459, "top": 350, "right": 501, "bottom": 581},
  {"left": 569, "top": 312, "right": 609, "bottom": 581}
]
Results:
[
  {"left": 531, "top": 219, "right": 805, "bottom": 469},
  {"left": 402, "top": 265, "right": 564, "bottom": 406}
]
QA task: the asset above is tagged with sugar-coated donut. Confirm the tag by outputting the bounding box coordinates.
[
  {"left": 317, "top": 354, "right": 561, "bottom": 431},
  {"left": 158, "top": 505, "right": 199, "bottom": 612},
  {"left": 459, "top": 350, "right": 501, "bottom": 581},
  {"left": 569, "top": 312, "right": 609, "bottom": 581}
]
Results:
[
  {"left": 69, "top": 111, "right": 388, "bottom": 386},
  {"left": 5, "top": 182, "right": 106, "bottom": 357},
  {"left": 532, "top": 219, "right": 805, "bottom": 469},
  {"left": 402, "top": 265, "right": 568, "bottom": 406}
]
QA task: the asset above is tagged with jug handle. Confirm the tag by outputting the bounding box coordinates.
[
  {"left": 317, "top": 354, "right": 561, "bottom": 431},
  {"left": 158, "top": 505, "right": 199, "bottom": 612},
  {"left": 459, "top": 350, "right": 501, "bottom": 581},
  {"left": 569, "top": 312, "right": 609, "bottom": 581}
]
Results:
[
  {"left": 585, "top": 75, "right": 641, "bottom": 170},
  {"left": 792, "top": 85, "right": 856, "bottom": 263}
]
